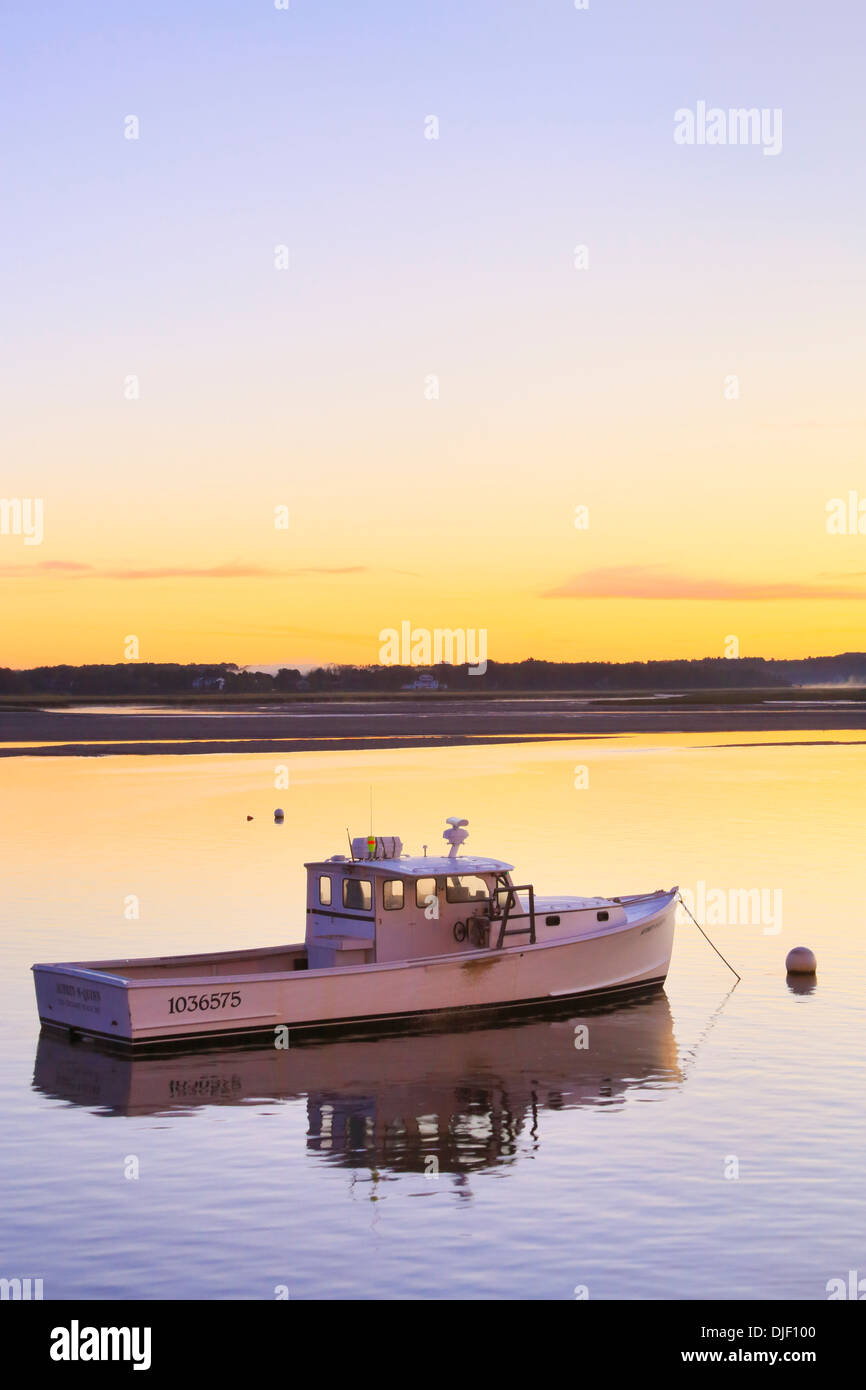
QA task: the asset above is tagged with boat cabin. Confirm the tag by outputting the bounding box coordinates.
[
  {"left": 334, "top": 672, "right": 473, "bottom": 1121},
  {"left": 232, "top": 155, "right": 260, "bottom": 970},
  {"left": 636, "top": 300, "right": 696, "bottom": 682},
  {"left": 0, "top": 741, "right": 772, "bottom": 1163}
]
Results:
[{"left": 304, "top": 822, "right": 525, "bottom": 968}]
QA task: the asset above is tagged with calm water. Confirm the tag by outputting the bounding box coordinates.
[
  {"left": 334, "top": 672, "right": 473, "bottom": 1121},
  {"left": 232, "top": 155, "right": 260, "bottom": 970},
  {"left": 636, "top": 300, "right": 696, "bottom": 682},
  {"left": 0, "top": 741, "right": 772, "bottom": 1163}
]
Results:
[{"left": 1, "top": 733, "right": 864, "bottom": 1300}]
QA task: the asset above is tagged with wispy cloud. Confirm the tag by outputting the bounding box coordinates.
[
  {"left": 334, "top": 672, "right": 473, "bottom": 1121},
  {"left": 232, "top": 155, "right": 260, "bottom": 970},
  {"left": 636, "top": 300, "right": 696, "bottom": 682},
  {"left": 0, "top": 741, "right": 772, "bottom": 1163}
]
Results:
[
  {"left": 543, "top": 565, "right": 866, "bottom": 601},
  {"left": 0, "top": 560, "right": 372, "bottom": 581},
  {"left": 101, "top": 562, "right": 369, "bottom": 580},
  {"left": 34, "top": 560, "right": 92, "bottom": 572}
]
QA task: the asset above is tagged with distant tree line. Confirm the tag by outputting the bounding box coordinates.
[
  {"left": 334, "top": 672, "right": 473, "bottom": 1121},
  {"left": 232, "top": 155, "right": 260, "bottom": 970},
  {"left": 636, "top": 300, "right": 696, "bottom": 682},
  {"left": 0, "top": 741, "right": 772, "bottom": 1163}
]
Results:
[{"left": 2, "top": 653, "right": 866, "bottom": 696}]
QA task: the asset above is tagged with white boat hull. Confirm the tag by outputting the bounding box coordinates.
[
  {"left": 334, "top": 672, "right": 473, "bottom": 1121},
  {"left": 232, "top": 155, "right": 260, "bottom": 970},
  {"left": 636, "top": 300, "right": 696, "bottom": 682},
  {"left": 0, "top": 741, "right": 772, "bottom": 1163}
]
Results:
[{"left": 33, "top": 889, "right": 677, "bottom": 1051}]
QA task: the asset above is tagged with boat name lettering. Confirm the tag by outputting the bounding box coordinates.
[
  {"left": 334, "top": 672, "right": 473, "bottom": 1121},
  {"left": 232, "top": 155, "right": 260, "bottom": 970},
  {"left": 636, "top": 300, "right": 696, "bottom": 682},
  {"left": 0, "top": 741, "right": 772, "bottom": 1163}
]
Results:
[
  {"left": 168, "top": 1076, "right": 243, "bottom": 1098},
  {"left": 56, "top": 983, "right": 101, "bottom": 1002},
  {"left": 168, "top": 991, "right": 242, "bottom": 1014}
]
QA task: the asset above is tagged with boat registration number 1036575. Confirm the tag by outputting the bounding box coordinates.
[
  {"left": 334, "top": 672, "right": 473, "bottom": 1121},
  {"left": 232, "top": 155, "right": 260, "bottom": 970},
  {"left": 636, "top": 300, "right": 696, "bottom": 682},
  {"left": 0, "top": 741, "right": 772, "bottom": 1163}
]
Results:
[{"left": 168, "top": 991, "right": 242, "bottom": 1014}]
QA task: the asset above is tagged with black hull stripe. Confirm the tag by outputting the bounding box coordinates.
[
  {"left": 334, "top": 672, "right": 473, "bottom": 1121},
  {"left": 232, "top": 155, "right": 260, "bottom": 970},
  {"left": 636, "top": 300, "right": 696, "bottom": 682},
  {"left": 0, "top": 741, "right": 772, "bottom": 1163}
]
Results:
[
  {"left": 305, "top": 908, "right": 376, "bottom": 924},
  {"left": 39, "top": 975, "right": 667, "bottom": 1054}
]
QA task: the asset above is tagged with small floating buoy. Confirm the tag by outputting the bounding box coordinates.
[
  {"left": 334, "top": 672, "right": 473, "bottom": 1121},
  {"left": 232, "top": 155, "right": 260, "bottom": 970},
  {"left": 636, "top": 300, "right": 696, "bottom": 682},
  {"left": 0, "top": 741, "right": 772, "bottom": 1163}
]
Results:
[
  {"left": 785, "top": 946, "right": 817, "bottom": 975},
  {"left": 246, "top": 815, "right": 254, "bottom": 821},
  {"left": 274, "top": 808, "right": 284, "bottom": 822}
]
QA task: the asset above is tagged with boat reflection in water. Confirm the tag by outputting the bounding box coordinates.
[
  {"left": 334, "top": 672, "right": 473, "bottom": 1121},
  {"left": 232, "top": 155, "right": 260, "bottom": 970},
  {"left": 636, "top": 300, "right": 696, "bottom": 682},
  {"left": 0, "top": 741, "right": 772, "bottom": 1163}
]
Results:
[{"left": 33, "top": 994, "right": 681, "bottom": 1180}]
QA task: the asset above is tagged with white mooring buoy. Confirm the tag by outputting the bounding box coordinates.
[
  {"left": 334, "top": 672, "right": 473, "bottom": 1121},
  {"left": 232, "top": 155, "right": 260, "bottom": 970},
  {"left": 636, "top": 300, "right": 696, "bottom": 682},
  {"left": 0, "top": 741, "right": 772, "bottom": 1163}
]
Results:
[
  {"left": 274, "top": 808, "right": 284, "bottom": 822},
  {"left": 785, "top": 946, "right": 817, "bottom": 975}
]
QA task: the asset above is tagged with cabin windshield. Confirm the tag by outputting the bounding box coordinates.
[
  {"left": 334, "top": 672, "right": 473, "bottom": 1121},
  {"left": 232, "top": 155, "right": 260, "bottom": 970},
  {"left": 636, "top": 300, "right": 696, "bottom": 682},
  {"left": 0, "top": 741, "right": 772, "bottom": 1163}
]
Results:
[
  {"left": 342, "top": 878, "right": 372, "bottom": 911},
  {"left": 445, "top": 874, "right": 490, "bottom": 904}
]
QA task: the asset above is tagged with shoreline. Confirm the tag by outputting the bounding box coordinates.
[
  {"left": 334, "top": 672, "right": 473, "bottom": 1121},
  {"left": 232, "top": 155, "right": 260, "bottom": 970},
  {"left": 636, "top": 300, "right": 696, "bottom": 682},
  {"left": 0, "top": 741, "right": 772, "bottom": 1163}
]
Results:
[{"left": 2, "top": 698, "right": 866, "bottom": 756}]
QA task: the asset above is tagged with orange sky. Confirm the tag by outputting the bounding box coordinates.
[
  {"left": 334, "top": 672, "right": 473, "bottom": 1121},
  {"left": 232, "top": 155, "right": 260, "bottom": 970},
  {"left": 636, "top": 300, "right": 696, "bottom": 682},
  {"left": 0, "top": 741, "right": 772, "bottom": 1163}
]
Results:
[
  {"left": 3, "top": 4, "right": 865, "bottom": 668},
  {"left": 4, "top": 379, "right": 865, "bottom": 666}
]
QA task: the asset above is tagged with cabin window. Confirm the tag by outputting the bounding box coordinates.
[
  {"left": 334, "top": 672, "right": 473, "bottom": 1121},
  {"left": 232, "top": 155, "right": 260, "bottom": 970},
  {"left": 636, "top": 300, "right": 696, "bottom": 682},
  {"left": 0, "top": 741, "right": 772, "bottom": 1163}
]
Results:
[
  {"left": 415, "top": 876, "right": 437, "bottom": 909},
  {"left": 343, "top": 878, "right": 372, "bottom": 912},
  {"left": 383, "top": 879, "right": 404, "bottom": 910},
  {"left": 318, "top": 875, "right": 332, "bottom": 907},
  {"left": 446, "top": 875, "right": 489, "bottom": 904},
  {"left": 597, "top": 910, "right": 609, "bottom": 922}
]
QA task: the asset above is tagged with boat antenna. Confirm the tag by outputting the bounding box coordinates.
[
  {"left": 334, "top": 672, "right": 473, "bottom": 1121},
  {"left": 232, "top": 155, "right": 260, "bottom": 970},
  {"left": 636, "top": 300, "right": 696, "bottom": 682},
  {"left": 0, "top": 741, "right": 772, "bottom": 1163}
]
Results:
[{"left": 346, "top": 828, "right": 355, "bottom": 861}]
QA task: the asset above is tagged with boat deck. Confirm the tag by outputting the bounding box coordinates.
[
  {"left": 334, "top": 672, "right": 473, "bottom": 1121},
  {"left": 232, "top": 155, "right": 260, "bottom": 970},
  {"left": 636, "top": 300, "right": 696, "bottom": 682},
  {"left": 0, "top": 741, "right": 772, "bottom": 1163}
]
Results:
[{"left": 73, "top": 944, "right": 309, "bottom": 982}]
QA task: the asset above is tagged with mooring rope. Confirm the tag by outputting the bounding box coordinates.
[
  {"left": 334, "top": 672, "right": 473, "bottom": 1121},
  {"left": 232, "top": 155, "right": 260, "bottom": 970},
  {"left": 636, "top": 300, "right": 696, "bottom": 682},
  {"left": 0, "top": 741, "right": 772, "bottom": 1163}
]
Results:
[{"left": 677, "top": 892, "right": 742, "bottom": 983}]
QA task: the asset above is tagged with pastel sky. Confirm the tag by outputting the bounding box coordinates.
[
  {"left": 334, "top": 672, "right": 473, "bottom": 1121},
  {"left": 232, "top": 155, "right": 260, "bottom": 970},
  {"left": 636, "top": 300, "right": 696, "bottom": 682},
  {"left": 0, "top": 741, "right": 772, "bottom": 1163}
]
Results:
[{"left": 2, "top": 1, "right": 865, "bottom": 667}]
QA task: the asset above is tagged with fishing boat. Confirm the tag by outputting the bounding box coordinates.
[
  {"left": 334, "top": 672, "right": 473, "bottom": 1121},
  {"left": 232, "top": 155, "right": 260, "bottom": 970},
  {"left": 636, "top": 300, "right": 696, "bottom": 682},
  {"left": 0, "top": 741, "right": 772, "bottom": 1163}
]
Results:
[{"left": 32, "top": 818, "right": 678, "bottom": 1051}]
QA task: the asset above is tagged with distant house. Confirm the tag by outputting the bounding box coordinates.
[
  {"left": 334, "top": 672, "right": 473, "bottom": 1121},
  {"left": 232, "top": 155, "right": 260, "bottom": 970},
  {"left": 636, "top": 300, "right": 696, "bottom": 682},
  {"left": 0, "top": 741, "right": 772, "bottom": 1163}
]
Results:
[
  {"left": 401, "top": 672, "right": 447, "bottom": 691},
  {"left": 192, "top": 676, "right": 226, "bottom": 691}
]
